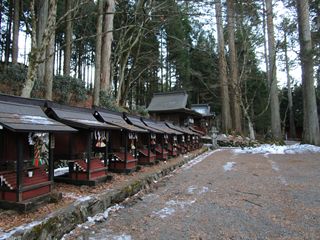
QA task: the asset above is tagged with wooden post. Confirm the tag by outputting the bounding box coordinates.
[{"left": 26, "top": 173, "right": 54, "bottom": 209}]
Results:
[
  {"left": 86, "top": 131, "right": 92, "bottom": 180},
  {"left": 148, "top": 133, "right": 151, "bottom": 158},
  {"left": 48, "top": 133, "right": 54, "bottom": 185},
  {"left": 104, "top": 130, "right": 108, "bottom": 174},
  {"left": 16, "top": 134, "right": 23, "bottom": 202},
  {"left": 124, "top": 131, "right": 128, "bottom": 169}
]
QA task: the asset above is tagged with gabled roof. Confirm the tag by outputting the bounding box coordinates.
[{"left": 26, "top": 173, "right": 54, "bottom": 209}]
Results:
[
  {"left": 142, "top": 118, "right": 182, "bottom": 135},
  {"left": 189, "top": 126, "right": 205, "bottom": 135},
  {"left": 45, "top": 103, "right": 118, "bottom": 130},
  {"left": 0, "top": 100, "right": 76, "bottom": 132},
  {"left": 147, "top": 91, "right": 188, "bottom": 112},
  {"left": 165, "top": 122, "right": 197, "bottom": 135},
  {"left": 93, "top": 108, "right": 147, "bottom": 133},
  {"left": 140, "top": 118, "right": 167, "bottom": 134},
  {"left": 123, "top": 114, "right": 162, "bottom": 133},
  {"left": 0, "top": 93, "right": 46, "bottom": 107}
]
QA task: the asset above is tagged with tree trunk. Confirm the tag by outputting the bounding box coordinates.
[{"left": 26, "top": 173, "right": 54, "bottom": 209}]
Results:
[
  {"left": 36, "top": 0, "right": 49, "bottom": 84},
  {"left": 21, "top": 0, "right": 37, "bottom": 97},
  {"left": 93, "top": 0, "right": 103, "bottom": 106},
  {"left": 266, "top": 0, "right": 281, "bottom": 139},
  {"left": 4, "top": 0, "right": 12, "bottom": 64},
  {"left": 283, "top": 31, "right": 296, "bottom": 139},
  {"left": 0, "top": 0, "right": 3, "bottom": 60},
  {"left": 63, "top": 0, "right": 72, "bottom": 76},
  {"left": 227, "top": 0, "right": 242, "bottom": 134},
  {"left": 297, "top": 0, "right": 320, "bottom": 145},
  {"left": 215, "top": 0, "right": 232, "bottom": 133},
  {"left": 100, "top": 0, "right": 115, "bottom": 93},
  {"left": 262, "top": 0, "right": 269, "bottom": 84},
  {"left": 44, "top": 0, "right": 57, "bottom": 100},
  {"left": 12, "top": 0, "right": 20, "bottom": 64},
  {"left": 21, "top": 0, "right": 57, "bottom": 98}
]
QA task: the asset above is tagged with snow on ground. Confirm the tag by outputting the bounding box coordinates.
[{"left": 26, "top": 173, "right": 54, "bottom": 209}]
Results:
[
  {"left": 153, "top": 207, "right": 176, "bottom": 218},
  {"left": 223, "top": 162, "right": 236, "bottom": 172},
  {"left": 233, "top": 144, "right": 320, "bottom": 155},
  {"left": 87, "top": 204, "right": 124, "bottom": 223},
  {"left": 54, "top": 167, "right": 69, "bottom": 176},
  {"left": 187, "top": 186, "right": 209, "bottom": 195},
  {"left": 0, "top": 220, "right": 43, "bottom": 240},
  {"left": 182, "top": 149, "right": 221, "bottom": 170},
  {"left": 271, "top": 161, "right": 280, "bottom": 171},
  {"left": 61, "top": 204, "right": 124, "bottom": 240},
  {"left": 153, "top": 199, "right": 196, "bottom": 219}
]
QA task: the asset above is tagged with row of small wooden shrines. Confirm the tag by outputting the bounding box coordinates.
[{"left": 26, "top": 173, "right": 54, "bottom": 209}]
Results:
[{"left": 0, "top": 94, "right": 205, "bottom": 210}]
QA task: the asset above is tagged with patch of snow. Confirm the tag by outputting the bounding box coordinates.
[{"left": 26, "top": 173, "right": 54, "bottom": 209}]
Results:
[
  {"left": 111, "top": 234, "right": 132, "bottom": 240},
  {"left": 199, "top": 186, "right": 209, "bottom": 194},
  {"left": 187, "top": 186, "right": 197, "bottom": 194},
  {"left": 63, "top": 192, "right": 84, "bottom": 200},
  {"left": 77, "top": 195, "right": 92, "bottom": 202},
  {"left": 153, "top": 198, "right": 196, "bottom": 219},
  {"left": 234, "top": 144, "right": 320, "bottom": 155},
  {"left": 167, "top": 199, "right": 196, "bottom": 208},
  {"left": 223, "top": 162, "right": 236, "bottom": 172},
  {"left": 153, "top": 207, "right": 176, "bottom": 218},
  {"left": 278, "top": 176, "right": 288, "bottom": 186},
  {"left": 0, "top": 220, "right": 43, "bottom": 240},
  {"left": 87, "top": 204, "right": 124, "bottom": 223},
  {"left": 54, "top": 167, "right": 69, "bottom": 176},
  {"left": 187, "top": 186, "right": 209, "bottom": 195},
  {"left": 271, "top": 161, "right": 280, "bottom": 171},
  {"left": 62, "top": 204, "right": 124, "bottom": 239},
  {"left": 182, "top": 150, "right": 220, "bottom": 170}
]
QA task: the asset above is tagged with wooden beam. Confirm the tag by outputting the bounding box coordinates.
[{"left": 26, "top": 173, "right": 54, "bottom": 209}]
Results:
[{"left": 16, "top": 133, "right": 23, "bottom": 202}]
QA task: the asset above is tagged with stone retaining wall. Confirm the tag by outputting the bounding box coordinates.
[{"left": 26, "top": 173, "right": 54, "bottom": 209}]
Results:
[{"left": 9, "top": 149, "right": 207, "bottom": 240}]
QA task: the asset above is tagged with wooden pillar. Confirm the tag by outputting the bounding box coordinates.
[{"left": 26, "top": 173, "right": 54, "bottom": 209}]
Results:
[
  {"left": 48, "top": 133, "right": 54, "bottom": 184},
  {"left": 124, "top": 131, "right": 128, "bottom": 169},
  {"left": 86, "top": 131, "right": 92, "bottom": 180},
  {"left": 148, "top": 133, "right": 151, "bottom": 157},
  {"left": 16, "top": 133, "right": 23, "bottom": 202},
  {"left": 104, "top": 130, "right": 108, "bottom": 174}
]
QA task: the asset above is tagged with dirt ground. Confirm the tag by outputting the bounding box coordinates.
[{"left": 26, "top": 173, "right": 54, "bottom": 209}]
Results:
[
  {"left": 0, "top": 150, "right": 203, "bottom": 236},
  {"left": 63, "top": 149, "right": 320, "bottom": 240}
]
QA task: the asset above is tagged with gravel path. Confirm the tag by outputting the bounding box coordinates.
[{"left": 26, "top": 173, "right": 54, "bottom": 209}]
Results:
[{"left": 63, "top": 149, "right": 320, "bottom": 240}]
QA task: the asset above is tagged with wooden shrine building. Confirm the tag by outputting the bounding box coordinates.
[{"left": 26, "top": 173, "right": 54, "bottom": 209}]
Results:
[
  {"left": 191, "top": 104, "right": 215, "bottom": 136},
  {"left": 141, "top": 118, "right": 169, "bottom": 161},
  {"left": 147, "top": 91, "right": 202, "bottom": 126},
  {"left": 123, "top": 114, "right": 162, "bottom": 165},
  {"left": 45, "top": 103, "right": 119, "bottom": 186},
  {"left": 0, "top": 97, "right": 75, "bottom": 211},
  {"left": 93, "top": 108, "right": 147, "bottom": 173},
  {"left": 165, "top": 122, "right": 198, "bottom": 153},
  {"left": 142, "top": 119, "right": 182, "bottom": 158}
]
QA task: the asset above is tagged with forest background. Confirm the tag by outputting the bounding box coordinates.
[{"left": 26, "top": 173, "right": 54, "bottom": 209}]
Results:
[{"left": 0, "top": 0, "right": 319, "bottom": 144}]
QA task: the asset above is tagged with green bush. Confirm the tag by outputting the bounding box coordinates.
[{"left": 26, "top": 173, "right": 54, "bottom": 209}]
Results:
[
  {"left": 131, "top": 105, "right": 149, "bottom": 117},
  {"left": 0, "top": 63, "right": 27, "bottom": 93},
  {"left": 99, "top": 91, "right": 127, "bottom": 112},
  {"left": 53, "top": 75, "right": 87, "bottom": 104}
]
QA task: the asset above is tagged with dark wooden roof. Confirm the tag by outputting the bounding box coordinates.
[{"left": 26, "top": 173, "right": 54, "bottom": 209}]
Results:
[
  {"left": 45, "top": 103, "right": 119, "bottom": 130},
  {"left": 0, "top": 93, "right": 46, "bottom": 107},
  {"left": 147, "top": 91, "right": 188, "bottom": 112},
  {"left": 93, "top": 108, "right": 147, "bottom": 133},
  {"left": 141, "top": 118, "right": 182, "bottom": 135},
  {"left": 147, "top": 91, "right": 202, "bottom": 117},
  {"left": 189, "top": 126, "right": 205, "bottom": 135},
  {"left": 0, "top": 100, "right": 76, "bottom": 132},
  {"left": 123, "top": 114, "right": 162, "bottom": 133},
  {"left": 165, "top": 122, "right": 196, "bottom": 135}
]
